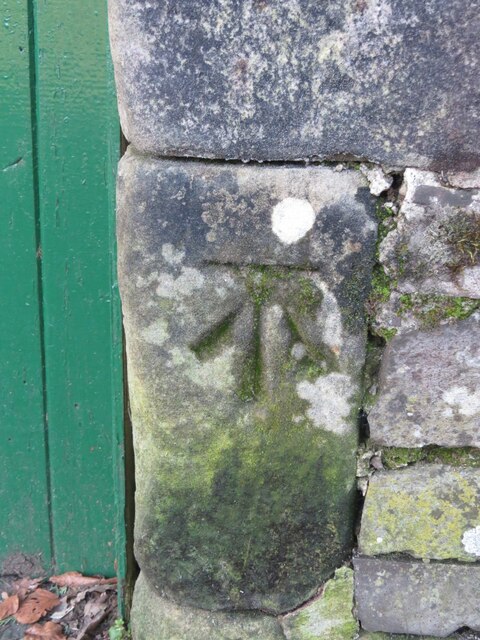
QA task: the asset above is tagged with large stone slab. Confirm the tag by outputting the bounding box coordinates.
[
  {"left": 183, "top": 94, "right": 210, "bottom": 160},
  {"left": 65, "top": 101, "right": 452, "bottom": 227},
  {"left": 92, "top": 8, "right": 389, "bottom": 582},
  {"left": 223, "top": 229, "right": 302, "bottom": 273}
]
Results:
[
  {"left": 108, "top": 0, "right": 480, "bottom": 170},
  {"left": 354, "top": 557, "right": 480, "bottom": 637},
  {"left": 380, "top": 169, "right": 480, "bottom": 298},
  {"left": 117, "top": 150, "right": 377, "bottom": 613},
  {"left": 359, "top": 465, "right": 480, "bottom": 561},
  {"left": 131, "top": 572, "right": 286, "bottom": 640},
  {"left": 368, "top": 314, "right": 480, "bottom": 448}
]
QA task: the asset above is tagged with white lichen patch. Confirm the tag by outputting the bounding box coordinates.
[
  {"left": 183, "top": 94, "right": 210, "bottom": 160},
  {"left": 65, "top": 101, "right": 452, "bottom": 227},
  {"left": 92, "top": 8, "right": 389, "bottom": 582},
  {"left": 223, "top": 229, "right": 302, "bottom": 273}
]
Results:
[
  {"left": 141, "top": 319, "right": 169, "bottom": 346},
  {"left": 296, "top": 373, "right": 355, "bottom": 435},
  {"left": 291, "top": 342, "right": 307, "bottom": 360},
  {"left": 271, "top": 198, "right": 315, "bottom": 245},
  {"left": 161, "top": 243, "right": 185, "bottom": 265},
  {"left": 360, "top": 163, "right": 393, "bottom": 196},
  {"left": 442, "top": 386, "right": 480, "bottom": 418},
  {"left": 156, "top": 267, "right": 205, "bottom": 299},
  {"left": 462, "top": 526, "right": 480, "bottom": 556},
  {"left": 170, "top": 346, "right": 235, "bottom": 392},
  {"left": 312, "top": 278, "right": 343, "bottom": 353}
]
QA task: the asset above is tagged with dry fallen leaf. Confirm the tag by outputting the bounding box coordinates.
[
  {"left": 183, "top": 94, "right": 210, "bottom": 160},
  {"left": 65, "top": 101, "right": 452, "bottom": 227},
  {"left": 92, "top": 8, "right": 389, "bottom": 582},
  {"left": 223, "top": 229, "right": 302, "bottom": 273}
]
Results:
[
  {"left": 49, "top": 572, "right": 117, "bottom": 589},
  {"left": 24, "top": 621, "right": 66, "bottom": 640},
  {"left": 13, "top": 577, "right": 45, "bottom": 600},
  {"left": 0, "top": 594, "right": 19, "bottom": 621},
  {"left": 15, "top": 589, "right": 60, "bottom": 624}
]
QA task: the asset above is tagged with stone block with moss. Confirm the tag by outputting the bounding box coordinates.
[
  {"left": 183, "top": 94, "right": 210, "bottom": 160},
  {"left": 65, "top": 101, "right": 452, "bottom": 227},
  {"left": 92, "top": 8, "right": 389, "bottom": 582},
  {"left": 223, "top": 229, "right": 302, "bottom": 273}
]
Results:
[
  {"left": 368, "top": 315, "right": 480, "bottom": 448},
  {"left": 354, "top": 557, "right": 480, "bottom": 637},
  {"left": 131, "top": 573, "right": 285, "bottom": 640},
  {"left": 359, "top": 464, "right": 480, "bottom": 561},
  {"left": 281, "top": 567, "right": 358, "bottom": 640},
  {"left": 380, "top": 169, "right": 480, "bottom": 299},
  {"left": 117, "top": 153, "right": 377, "bottom": 621}
]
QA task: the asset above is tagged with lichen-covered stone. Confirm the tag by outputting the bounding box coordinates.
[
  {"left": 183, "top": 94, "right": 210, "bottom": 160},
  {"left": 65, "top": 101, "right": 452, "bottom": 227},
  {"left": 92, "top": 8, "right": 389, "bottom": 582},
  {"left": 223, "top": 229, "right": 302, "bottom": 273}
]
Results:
[
  {"left": 354, "top": 557, "right": 480, "bottom": 637},
  {"left": 359, "top": 465, "right": 480, "bottom": 561},
  {"left": 372, "top": 291, "right": 480, "bottom": 337},
  {"left": 380, "top": 169, "right": 480, "bottom": 298},
  {"left": 117, "top": 150, "right": 377, "bottom": 613},
  {"left": 368, "top": 315, "right": 480, "bottom": 448},
  {"left": 131, "top": 572, "right": 286, "bottom": 640},
  {"left": 281, "top": 567, "right": 358, "bottom": 640},
  {"left": 108, "top": 0, "right": 480, "bottom": 170},
  {"left": 360, "top": 634, "right": 446, "bottom": 639}
]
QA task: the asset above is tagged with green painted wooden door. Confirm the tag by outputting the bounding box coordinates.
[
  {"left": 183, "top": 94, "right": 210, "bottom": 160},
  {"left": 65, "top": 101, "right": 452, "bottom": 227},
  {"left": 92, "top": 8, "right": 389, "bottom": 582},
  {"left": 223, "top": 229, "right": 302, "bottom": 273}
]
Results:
[{"left": 0, "top": 0, "right": 125, "bottom": 581}]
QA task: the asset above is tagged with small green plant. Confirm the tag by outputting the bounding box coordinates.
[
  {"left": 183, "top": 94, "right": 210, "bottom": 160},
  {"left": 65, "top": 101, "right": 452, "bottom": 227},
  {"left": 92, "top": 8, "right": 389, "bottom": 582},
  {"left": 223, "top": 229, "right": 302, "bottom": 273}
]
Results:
[
  {"left": 109, "top": 619, "right": 131, "bottom": 640},
  {"left": 0, "top": 617, "right": 14, "bottom": 627},
  {"left": 366, "top": 202, "right": 398, "bottom": 328},
  {"left": 442, "top": 210, "right": 480, "bottom": 270}
]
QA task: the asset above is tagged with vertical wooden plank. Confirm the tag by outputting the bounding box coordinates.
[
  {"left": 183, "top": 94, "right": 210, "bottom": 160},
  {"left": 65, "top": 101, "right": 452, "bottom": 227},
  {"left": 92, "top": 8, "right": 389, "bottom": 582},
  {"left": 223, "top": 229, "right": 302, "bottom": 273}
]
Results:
[
  {"left": 0, "top": 0, "right": 52, "bottom": 568},
  {"left": 32, "top": 0, "right": 125, "bottom": 576}
]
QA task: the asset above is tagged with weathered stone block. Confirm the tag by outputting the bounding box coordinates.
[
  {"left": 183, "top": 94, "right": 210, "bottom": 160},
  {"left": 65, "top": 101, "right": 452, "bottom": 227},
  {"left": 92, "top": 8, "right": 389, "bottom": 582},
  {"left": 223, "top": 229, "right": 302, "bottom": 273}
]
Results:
[
  {"left": 117, "top": 150, "right": 376, "bottom": 613},
  {"left": 131, "top": 573, "right": 286, "bottom": 640},
  {"left": 380, "top": 169, "right": 480, "bottom": 298},
  {"left": 359, "top": 465, "right": 480, "bottom": 561},
  {"left": 368, "top": 315, "right": 480, "bottom": 448},
  {"left": 354, "top": 557, "right": 480, "bottom": 637},
  {"left": 360, "top": 633, "right": 450, "bottom": 639},
  {"left": 281, "top": 567, "right": 358, "bottom": 640},
  {"left": 108, "top": 0, "right": 480, "bottom": 170}
]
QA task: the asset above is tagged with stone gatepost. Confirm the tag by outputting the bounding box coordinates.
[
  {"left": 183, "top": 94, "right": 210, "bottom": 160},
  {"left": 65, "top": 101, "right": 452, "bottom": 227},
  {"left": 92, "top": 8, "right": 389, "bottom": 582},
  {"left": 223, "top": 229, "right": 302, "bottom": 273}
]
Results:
[{"left": 109, "top": 1, "right": 480, "bottom": 638}]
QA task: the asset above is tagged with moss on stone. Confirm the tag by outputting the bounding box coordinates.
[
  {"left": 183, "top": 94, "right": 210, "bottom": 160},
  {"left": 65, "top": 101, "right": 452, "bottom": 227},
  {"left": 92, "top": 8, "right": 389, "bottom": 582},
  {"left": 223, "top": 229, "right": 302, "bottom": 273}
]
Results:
[
  {"left": 398, "top": 293, "right": 480, "bottom": 329},
  {"left": 381, "top": 447, "right": 424, "bottom": 469},
  {"left": 282, "top": 567, "right": 358, "bottom": 640},
  {"left": 360, "top": 464, "right": 480, "bottom": 561},
  {"left": 366, "top": 203, "right": 398, "bottom": 335},
  {"left": 131, "top": 573, "right": 286, "bottom": 640},
  {"left": 135, "top": 372, "right": 358, "bottom": 612},
  {"left": 442, "top": 209, "right": 480, "bottom": 271},
  {"left": 295, "top": 276, "right": 323, "bottom": 315},
  {"left": 360, "top": 634, "right": 439, "bottom": 640},
  {"left": 244, "top": 265, "right": 276, "bottom": 305},
  {"left": 382, "top": 446, "right": 480, "bottom": 470},
  {"left": 373, "top": 326, "right": 397, "bottom": 341}
]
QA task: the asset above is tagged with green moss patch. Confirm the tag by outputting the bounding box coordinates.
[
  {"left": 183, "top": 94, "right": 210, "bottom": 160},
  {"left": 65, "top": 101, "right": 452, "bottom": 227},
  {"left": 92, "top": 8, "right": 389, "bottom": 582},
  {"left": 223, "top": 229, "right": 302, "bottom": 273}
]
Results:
[
  {"left": 398, "top": 293, "right": 480, "bottom": 329},
  {"left": 136, "top": 378, "right": 358, "bottom": 613},
  {"left": 366, "top": 203, "right": 398, "bottom": 337},
  {"left": 382, "top": 446, "right": 480, "bottom": 470},
  {"left": 282, "top": 567, "right": 358, "bottom": 640}
]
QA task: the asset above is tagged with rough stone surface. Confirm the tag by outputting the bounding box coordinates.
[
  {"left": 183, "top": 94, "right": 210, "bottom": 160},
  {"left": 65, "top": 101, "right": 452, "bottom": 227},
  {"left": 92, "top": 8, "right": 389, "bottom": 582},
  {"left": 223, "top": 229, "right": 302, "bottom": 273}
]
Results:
[
  {"left": 380, "top": 169, "right": 480, "bottom": 299},
  {"left": 360, "top": 165, "right": 393, "bottom": 197},
  {"left": 117, "top": 150, "right": 377, "bottom": 613},
  {"left": 447, "top": 167, "right": 480, "bottom": 190},
  {"left": 108, "top": 0, "right": 480, "bottom": 170},
  {"left": 354, "top": 557, "right": 480, "bottom": 637},
  {"left": 360, "top": 634, "right": 462, "bottom": 640},
  {"left": 281, "top": 567, "right": 358, "bottom": 640},
  {"left": 370, "top": 290, "right": 480, "bottom": 337},
  {"left": 368, "top": 314, "right": 480, "bottom": 448},
  {"left": 359, "top": 464, "right": 480, "bottom": 561},
  {"left": 131, "top": 573, "right": 286, "bottom": 640}
]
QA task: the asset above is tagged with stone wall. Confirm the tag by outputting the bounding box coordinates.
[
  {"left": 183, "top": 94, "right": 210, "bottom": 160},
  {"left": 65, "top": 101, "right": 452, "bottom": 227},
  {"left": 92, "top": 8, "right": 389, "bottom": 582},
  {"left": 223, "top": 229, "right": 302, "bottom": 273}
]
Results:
[{"left": 109, "top": 1, "right": 480, "bottom": 638}]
